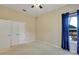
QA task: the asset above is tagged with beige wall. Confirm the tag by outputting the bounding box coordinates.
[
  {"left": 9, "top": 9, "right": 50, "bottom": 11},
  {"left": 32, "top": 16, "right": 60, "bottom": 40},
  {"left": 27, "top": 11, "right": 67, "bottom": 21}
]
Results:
[
  {"left": 0, "top": 5, "right": 36, "bottom": 43},
  {"left": 37, "top": 5, "right": 79, "bottom": 47}
]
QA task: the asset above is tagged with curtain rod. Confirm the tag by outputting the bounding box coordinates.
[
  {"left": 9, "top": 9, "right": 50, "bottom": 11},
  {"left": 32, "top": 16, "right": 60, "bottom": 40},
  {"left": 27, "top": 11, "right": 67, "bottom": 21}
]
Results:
[{"left": 69, "top": 12, "right": 77, "bottom": 15}]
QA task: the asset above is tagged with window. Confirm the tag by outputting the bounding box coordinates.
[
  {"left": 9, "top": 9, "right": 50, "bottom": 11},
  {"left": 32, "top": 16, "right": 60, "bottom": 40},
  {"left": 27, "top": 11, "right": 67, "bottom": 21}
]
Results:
[
  {"left": 69, "top": 15, "right": 77, "bottom": 41},
  {"left": 70, "top": 16, "right": 77, "bottom": 27}
]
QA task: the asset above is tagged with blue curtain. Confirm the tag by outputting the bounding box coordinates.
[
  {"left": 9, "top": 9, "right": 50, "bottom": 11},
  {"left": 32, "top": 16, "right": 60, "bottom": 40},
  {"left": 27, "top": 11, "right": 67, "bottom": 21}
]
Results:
[
  {"left": 77, "top": 10, "right": 79, "bottom": 54},
  {"left": 61, "top": 13, "right": 70, "bottom": 51}
]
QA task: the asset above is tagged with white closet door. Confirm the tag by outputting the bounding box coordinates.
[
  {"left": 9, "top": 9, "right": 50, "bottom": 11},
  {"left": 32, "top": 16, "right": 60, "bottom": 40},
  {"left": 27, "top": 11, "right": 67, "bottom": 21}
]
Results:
[
  {"left": 11, "top": 22, "right": 19, "bottom": 46},
  {"left": 10, "top": 21, "right": 26, "bottom": 46},
  {"left": 18, "top": 23, "right": 26, "bottom": 44},
  {"left": 0, "top": 20, "right": 11, "bottom": 48}
]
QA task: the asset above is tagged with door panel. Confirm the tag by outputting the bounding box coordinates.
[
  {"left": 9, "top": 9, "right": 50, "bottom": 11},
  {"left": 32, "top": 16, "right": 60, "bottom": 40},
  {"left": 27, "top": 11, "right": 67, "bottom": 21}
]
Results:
[
  {"left": 0, "top": 20, "right": 11, "bottom": 48},
  {"left": 18, "top": 23, "right": 26, "bottom": 44},
  {"left": 11, "top": 22, "right": 19, "bottom": 46}
]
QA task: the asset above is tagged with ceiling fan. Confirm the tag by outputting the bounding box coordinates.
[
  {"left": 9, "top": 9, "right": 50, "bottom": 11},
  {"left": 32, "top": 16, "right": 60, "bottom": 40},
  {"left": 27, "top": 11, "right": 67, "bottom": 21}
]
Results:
[{"left": 31, "top": 4, "right": 43, "bottom": 9}]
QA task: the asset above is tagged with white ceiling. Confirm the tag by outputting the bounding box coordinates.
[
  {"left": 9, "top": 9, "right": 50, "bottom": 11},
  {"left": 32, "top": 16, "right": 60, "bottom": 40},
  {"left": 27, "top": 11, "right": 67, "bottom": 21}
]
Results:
[{"left": 2, "top": 4, "right": 67, "bottom": 16}]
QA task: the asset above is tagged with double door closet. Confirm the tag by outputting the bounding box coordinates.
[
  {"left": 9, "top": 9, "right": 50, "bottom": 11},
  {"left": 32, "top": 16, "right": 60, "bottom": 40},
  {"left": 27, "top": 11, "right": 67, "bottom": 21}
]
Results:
[{"left": 0, "top": 19, "right": 26, "bottom": 49}]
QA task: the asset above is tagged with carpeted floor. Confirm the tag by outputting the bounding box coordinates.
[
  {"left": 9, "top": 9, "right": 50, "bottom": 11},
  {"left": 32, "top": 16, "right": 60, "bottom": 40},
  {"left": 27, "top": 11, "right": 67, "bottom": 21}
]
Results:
[{"left": 0, "top": 41, "right": 76, "bottom": 55}]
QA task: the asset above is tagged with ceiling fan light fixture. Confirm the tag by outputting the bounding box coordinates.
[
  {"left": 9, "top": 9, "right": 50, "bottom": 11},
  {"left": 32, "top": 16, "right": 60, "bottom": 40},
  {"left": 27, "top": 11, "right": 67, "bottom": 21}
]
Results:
[
  {"left": 31, "top": 4, "right": 43, "bottom": 9},
  {"left": 34, "top": 4, "right": 40, "bottom": 7}
]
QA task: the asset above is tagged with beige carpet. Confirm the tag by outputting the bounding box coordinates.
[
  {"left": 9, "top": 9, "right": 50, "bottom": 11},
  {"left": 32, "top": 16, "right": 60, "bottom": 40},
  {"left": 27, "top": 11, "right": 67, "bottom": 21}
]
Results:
[{"left": 0, "top": 41, "right": 76, "bottom": 55}]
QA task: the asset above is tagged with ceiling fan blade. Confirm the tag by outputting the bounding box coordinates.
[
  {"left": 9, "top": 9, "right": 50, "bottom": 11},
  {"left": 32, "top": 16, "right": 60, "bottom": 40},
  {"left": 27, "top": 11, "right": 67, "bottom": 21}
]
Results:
[
  {"left": 39, "top": 5, "right": 43, "bottom": 9},
  {"left": 31, "top": 5, "right": 34, "bottom": 8}
]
